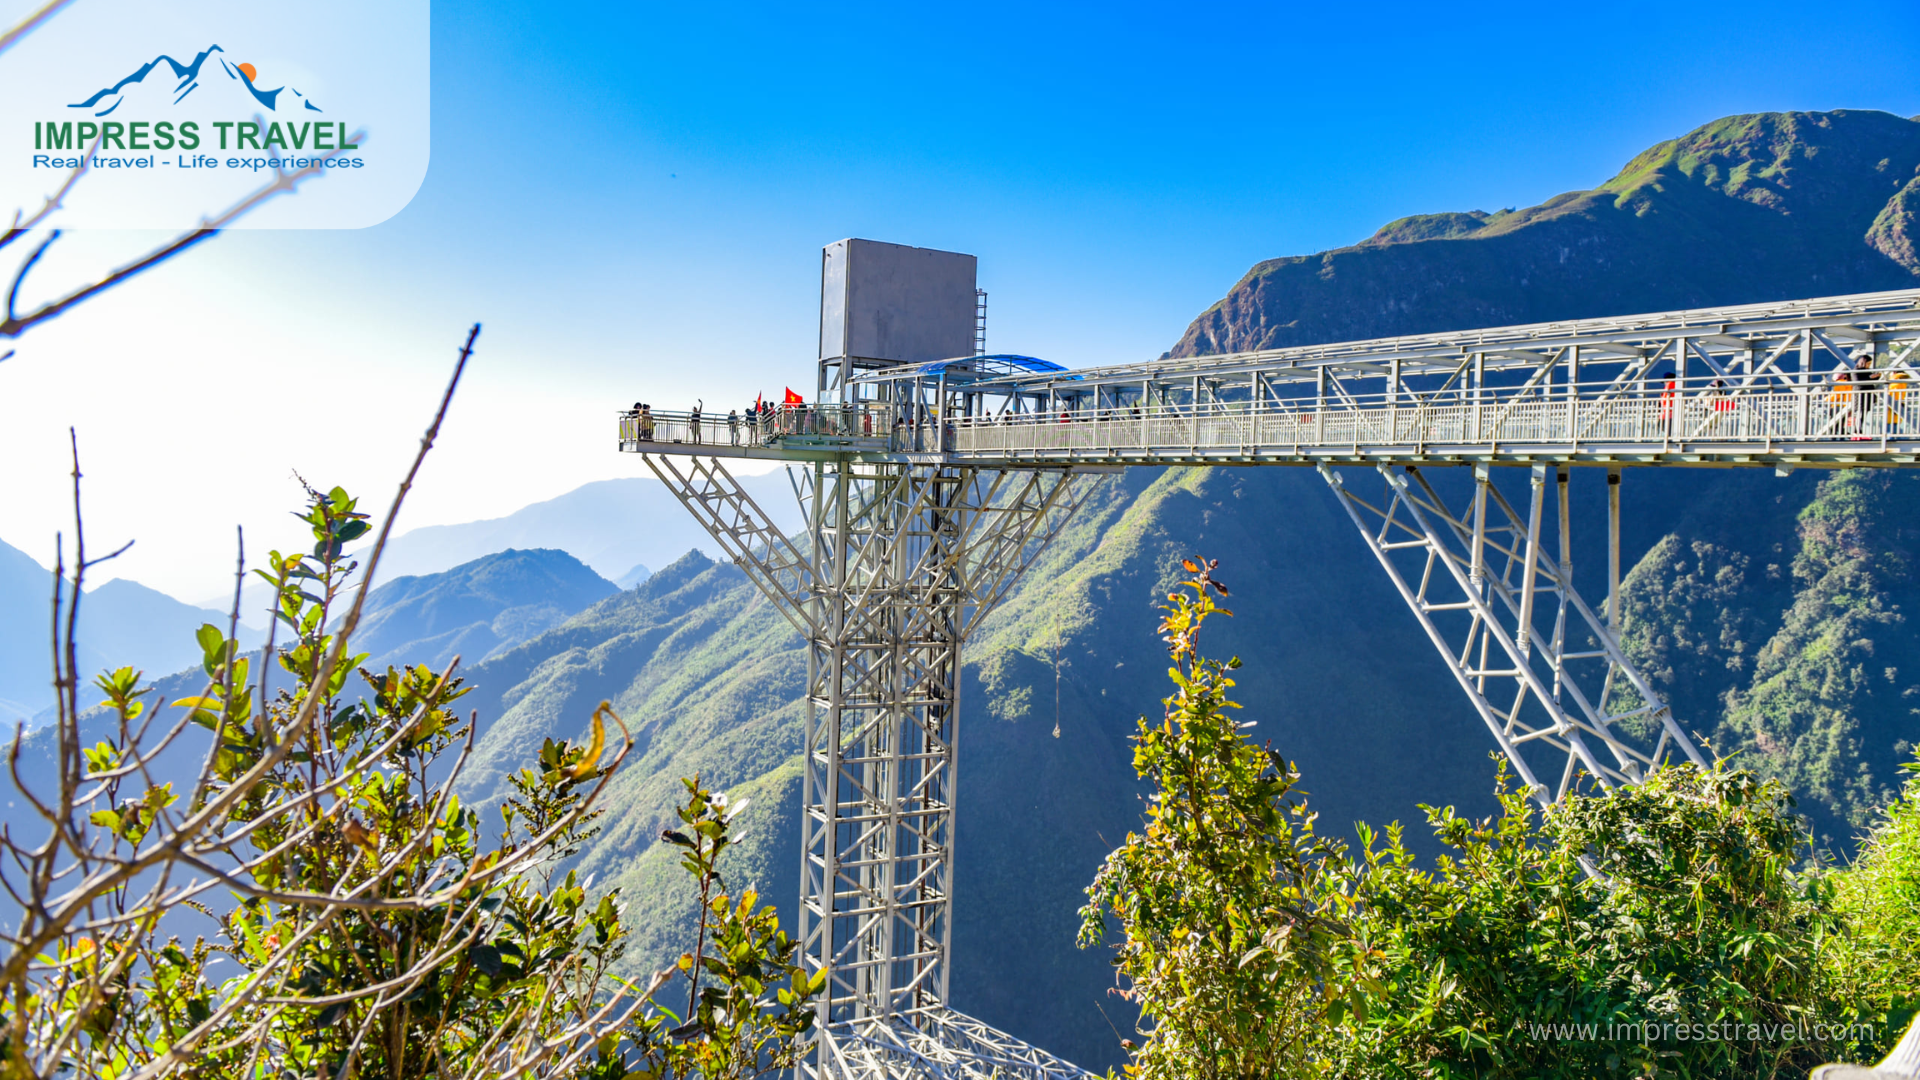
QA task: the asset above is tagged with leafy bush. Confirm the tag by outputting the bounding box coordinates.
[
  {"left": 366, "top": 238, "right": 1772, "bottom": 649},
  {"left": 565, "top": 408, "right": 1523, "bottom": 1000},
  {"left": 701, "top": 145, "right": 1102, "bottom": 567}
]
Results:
[
  {"left": 1082, "top": 558, "right": 1916, "bottom": 1080},
  {"left": 1330, "top": 762, "right": 1869, "bottom": 1079},
  {"left": 1823, "top": 758, "right": 1920, "bottom": 1041}
]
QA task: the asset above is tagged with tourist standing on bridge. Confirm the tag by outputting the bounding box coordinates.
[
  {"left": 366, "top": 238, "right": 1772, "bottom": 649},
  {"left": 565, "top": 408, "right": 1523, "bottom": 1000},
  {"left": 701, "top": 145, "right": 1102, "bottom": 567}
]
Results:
[
  {"left": 1830, "top": 368, "right": 1856, "bottom": 435},
  {"left": 1658, "top": 371, "right": 1677, "bottom": 438},
  {"left": 1855, "top": 354, "right": 1880, "bottom": 438},
  {"left": 690, "top": 400, "right": 703, "bottom": 444},
  {"left": 1706, "top": 379, "right": 1735, "bottom": 434},
  {"left": 640, "top": 403, "right": 655, "bottom": 441},
  {"left": 728, "top": 408, "right": 740, "bottom": 446}
]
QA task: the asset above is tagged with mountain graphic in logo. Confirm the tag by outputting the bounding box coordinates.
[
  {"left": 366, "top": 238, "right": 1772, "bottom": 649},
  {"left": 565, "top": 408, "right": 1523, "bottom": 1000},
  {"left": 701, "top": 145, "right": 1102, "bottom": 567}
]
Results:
[{"left": 69, "top": 45, "right": 323, "bottom": 117}]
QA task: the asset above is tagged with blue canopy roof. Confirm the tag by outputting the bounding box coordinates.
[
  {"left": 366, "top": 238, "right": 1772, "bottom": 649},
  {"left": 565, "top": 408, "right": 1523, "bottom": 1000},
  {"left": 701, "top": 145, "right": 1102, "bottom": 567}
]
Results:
[{"left": 851, "top": 354, "right": 1069, "bottom": 384}]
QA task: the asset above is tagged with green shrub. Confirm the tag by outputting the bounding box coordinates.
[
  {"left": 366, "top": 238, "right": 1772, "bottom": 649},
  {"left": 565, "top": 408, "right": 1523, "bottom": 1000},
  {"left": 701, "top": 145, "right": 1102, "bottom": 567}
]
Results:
[
  {"left": 1083, "top": 558, "right": 1916, "bottom": 1080},
  {"left": 1823, "top": 758, "right": 1920, "bottom": 1043}
]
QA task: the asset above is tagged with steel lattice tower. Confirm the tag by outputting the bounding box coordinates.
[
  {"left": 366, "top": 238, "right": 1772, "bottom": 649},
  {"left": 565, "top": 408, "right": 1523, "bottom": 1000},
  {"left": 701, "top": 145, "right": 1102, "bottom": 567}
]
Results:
[{"left": 647, "top": 452, "right": 1099, "bottom": 1079}]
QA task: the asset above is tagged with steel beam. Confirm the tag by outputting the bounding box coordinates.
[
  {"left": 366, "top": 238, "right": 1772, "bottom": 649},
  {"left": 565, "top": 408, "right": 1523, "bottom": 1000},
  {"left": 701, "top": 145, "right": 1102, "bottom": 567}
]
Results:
[{"left": 1320, "top": 463, "right": 1704, "bottom": 806}]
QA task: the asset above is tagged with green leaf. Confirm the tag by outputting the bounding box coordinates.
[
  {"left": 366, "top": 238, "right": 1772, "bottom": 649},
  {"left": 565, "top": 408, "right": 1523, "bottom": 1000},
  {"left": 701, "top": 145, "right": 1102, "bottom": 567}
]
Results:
[{"left": 468, "top": 943, "right": 503, "bottom": 977}]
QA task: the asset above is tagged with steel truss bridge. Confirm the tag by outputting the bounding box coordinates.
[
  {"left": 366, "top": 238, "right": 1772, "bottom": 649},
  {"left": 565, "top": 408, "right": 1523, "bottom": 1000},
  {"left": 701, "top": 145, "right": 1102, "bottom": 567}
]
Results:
[{"left": 621, "top": 286, "right": 1920, "bottom": 1080}]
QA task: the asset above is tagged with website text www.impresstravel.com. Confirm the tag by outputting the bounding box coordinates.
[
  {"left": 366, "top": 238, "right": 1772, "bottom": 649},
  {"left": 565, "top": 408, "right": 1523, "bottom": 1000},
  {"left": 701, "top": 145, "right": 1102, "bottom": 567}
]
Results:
[{"left": 1526, "top": 1020, "right": 1879, "bottom": 1045}]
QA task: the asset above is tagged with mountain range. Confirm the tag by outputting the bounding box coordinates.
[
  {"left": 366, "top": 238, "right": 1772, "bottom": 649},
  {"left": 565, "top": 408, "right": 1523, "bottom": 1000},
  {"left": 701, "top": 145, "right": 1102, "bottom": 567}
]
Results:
[
  {"left": 3, "top": 468, "right": 786, "bottom": 723},
  {"left": 350, "top": 548, "right": 617, "bottom": 670},
  {"left": 0, "top": 536, "right": 249, "bottom": 727},
  {"left": 341, "top": 473, "right": 796, "bottom": 592},
  {"left": 5, "top": 108, "right": 1919, "bottom": 1072},
  {"left": 1172, "top": 109, "right": 1920, "bottom": 355},
  {"left": 418, "top": 109, "right": 1920, "bottom": 1069},
  {"left": 197, "top": 472, "right": 801, "bottom": 625},
  {"left": 465, "top": 109, "right": 1920, "bottom": 1070}
]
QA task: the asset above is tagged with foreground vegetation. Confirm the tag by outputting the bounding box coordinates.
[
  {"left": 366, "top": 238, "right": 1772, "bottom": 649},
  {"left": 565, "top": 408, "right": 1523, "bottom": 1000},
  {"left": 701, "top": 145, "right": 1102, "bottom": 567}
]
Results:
[
  {"left": 1082, "top": 559, "right": 1920, "bottom": 1080},
  {"left": 0, "top": 475, "right": 819, "bottom": 1077},
  {"left": 9, "top": 505, "right": 1918, "bottom": 1078}
]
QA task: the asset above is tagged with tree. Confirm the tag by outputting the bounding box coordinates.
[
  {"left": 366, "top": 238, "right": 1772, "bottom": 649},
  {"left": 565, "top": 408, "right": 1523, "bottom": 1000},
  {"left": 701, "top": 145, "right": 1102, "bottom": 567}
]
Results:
[
  {"left": 620, "top": 776, "right": 823, "bottom": 1080},
  {"left": 1824, "top": 756, "right": 1920, "bottom": 1040},
  {"left": 1330, "top": 760, "right": 1865, "bottom": 1079},
  {"left": 0, "top": 332, "right": 654, "bottom": 1075},
  {"left": 1077, "top": 558, "right": 1359, "bottom": 1080}
]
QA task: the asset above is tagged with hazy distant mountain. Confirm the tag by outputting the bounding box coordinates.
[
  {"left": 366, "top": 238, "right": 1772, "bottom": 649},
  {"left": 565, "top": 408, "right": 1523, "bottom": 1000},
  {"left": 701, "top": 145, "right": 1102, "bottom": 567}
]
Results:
[
  {"left": 0, "top": 537, "right": 241, "bottom": 727},
  {"left": 83, "top": 578, "right": 254, "bottom": 676},
  {"left": 349, "top": 549, "right": 617, "bottom": 670},
  {"left": 0, "top": 538, "right": 81, "bottom": 725},
  {"left": 197, "top": 474, "right": 794, "bottom": 629},
  {"left": 358, "top": 474, "right": 800, "bottom": 585}
]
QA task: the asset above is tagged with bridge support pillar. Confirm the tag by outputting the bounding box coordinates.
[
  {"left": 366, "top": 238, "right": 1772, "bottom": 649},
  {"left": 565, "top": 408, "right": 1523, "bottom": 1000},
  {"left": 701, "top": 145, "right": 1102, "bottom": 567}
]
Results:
[
  {"left": 1319, "top": 463, "right": 1705, "bottom": 804},
  {"left": 646, "top": 452, "right": 1098, "bottom": 1080}
]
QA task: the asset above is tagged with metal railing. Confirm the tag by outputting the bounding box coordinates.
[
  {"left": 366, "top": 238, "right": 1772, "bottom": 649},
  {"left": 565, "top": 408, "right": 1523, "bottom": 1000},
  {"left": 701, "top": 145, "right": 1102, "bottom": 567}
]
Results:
[
  {"left": 619, "top": 375, "right": 1920, "bottom": 462},
  {"left": 947, "top": 375, "right": 1920, "bottom": 458},
  {"left": 619, "top": 403, "right": 949, "bottom": 452}
]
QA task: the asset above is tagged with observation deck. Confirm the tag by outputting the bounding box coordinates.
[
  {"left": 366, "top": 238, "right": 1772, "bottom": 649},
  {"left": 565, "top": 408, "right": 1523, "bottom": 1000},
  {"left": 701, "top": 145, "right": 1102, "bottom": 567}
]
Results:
[
  {"left": 621, "top": 287, "right": 1920, "bottom": 471},
  {"left": 617, "top": 266, "right": 1920, "bottom": 1080}
]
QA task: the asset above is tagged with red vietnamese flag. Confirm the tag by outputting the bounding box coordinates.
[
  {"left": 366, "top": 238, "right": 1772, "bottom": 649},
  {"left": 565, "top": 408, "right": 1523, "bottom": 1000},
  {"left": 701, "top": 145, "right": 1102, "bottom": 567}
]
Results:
[{"left": 784, "top": 388, "right": 805, "bottom": 405}]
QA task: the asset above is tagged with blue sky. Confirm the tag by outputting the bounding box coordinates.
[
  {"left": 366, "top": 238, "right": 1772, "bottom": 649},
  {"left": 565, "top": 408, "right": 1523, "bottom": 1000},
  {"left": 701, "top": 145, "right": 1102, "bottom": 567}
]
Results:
[{"left": 3, "top": 0, "right": 1918, "bottom": 600}]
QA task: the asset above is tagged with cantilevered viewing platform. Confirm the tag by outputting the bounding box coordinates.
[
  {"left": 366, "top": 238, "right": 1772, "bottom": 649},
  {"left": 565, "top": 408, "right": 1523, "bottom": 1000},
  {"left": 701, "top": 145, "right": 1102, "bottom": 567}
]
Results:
[
  {"left": 617, "top": 239, "right": 1920, "bottom": 1080},
  {"left": 622, "top": 286, "right": 1920, "bottom": 471}
]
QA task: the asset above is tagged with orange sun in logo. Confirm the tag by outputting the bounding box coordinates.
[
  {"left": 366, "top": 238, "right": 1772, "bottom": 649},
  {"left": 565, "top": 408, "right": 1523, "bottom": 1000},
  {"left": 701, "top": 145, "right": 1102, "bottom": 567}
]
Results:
[{"left": 237, "top": 62, "right": 257, "bottom": 83}]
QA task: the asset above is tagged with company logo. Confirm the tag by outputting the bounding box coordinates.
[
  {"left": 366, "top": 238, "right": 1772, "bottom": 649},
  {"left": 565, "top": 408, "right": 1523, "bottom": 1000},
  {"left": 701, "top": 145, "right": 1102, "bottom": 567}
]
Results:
[
  {"left": 1, "top": 0, "right": 428, "bottom": 230},
  {"left": 36, "top": 43, "right": 357, "bottom": 158}
]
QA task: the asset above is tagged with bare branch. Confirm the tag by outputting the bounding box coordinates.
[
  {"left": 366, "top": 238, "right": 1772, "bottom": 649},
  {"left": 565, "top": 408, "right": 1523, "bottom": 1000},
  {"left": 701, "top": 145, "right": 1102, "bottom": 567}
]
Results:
[
  {"left": 1, "top": 135, "right": 97, "bottom": 254},
  {"left": 0, "top": 0, "right": 75, "bottom": 60}
]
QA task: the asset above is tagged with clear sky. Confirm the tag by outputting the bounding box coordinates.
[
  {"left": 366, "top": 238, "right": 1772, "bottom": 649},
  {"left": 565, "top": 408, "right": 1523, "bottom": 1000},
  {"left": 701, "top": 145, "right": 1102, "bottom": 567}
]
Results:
[{"left": 3, "top": 0, "right": 1917, "bottom": 601}]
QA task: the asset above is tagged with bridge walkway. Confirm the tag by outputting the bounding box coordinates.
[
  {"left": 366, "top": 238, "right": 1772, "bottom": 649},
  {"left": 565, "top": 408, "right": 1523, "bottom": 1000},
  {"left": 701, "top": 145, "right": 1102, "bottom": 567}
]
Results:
[{"left": 621, "top": 286, "right": 1920, "bottom": 471}]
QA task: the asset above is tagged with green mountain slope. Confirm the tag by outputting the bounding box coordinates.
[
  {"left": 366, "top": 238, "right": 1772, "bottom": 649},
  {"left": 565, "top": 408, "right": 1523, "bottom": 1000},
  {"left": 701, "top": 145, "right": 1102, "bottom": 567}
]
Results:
[
  {"left": 1614, "top": 470, "right": 1920, "bottom": 846},
  {"left": 349, "top": 548, "right": 616, "bottom": 669},
  {"left": 448, "top": 466, "right": 1517, "bottom": 1069},
  {"left": 1172, "top": 110, "right": 1920, "bottom": 357}
]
